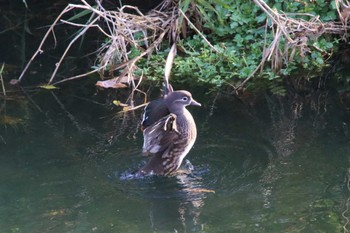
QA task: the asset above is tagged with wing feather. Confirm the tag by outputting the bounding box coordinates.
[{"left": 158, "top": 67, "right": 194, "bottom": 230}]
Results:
[
  {"left": 142, "top": 113, "right": 180, "bottom": 156},
  {"left": 141, "top": 100, "right": 169, "bottom": 130}
]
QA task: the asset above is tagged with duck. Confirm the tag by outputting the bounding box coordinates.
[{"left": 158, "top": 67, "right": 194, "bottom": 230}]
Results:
[{"left": 138, "top": 45, "right": 201, "bottom": 176}]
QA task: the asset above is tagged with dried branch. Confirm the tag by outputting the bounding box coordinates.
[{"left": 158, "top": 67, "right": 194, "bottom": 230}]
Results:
[
  {"left": 16, "top": 4, "right": 75, "bottom": 84},
  {"left": 16, "top": 0, "right": 180, "bottom": 86},
  {"left": 236, "top": 0, "right": 350, "bottom": 90},
  {"left": 179, "top": 9, "right": 220, "bottom": 53}
]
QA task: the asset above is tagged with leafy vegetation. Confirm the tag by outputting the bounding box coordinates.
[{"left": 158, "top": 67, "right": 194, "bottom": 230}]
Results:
[
  {"left": 135, "top": 0, "right": 345, "bottom": 94},
  {"left": 13, "top": 0, "right": 348, "bottom": 96}
]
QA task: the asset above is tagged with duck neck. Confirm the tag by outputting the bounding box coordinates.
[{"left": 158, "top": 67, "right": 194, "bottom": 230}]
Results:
[{"left": 168, "top": 105, "right": 185, "bottom": 115}]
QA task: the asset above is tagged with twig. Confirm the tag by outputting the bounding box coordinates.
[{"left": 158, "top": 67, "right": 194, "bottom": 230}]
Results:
[
  {"left": 16, "top": 4, "right": 75, "bottom": 83},
  {"left": 51, "top": 65, "right": 106, "bottom": 86},
  {"left": 60, "top": 19, "right": 112, "bottom": 38},
  {"left": 235, "top": 52, "right": 270, "bottom": 91},
  {"left": 342, "top": 168, "right": 350, "bottom": 233},
  {"left": 253, "top": 0, "right": 294, "bottom": 43},
  {"left": 236, "top": 0, "right": 350, "bottom": 90},
  {"left": 48, "top": 16, "right": 99, "bottom": 84},
  {"left": 0, "top": 63, "right": 6, "bottom": 96},
  {"left": 118, "top": 102, "right": 149, "bottom": 113},
  {"left": 179, "top": 9, "right": 220, "bottom": 53}
]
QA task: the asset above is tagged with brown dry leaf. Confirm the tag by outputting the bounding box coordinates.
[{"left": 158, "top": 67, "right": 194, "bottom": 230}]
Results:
[
  {"left": 95, "top": 76, "right": 130, "bottom": 89},
  {"left": 122, "top": 106, "right": 131, "bottom": 111},
  {"left": 183, "top": 188, "right": 216, "bottom": 194}
]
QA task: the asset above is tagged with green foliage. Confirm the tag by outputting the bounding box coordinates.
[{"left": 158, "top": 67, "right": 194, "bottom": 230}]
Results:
[
  {"left": 268, "top": 0, "right": 337, "bottom": 21},
  {"left": 137, "top": 0, "right": 340, "bottom": 92}
]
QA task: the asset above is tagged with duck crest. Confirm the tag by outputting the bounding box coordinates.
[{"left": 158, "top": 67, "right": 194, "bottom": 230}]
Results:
[{"left": 139, "top": 44, "right": 201, "bottom": 176}]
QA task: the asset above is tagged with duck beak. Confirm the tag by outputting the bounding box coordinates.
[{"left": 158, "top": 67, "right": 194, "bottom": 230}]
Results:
[{"left": 190, "top": 99, "right": 201, "bottom": 107}]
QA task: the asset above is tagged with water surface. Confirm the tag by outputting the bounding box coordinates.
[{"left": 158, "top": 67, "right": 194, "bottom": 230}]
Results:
[
  {"left": 1, "top": 1, "right": 350, "bottom": 232},
  {"left": 0, "top": 85, "right": 349, "bottom": 233}
]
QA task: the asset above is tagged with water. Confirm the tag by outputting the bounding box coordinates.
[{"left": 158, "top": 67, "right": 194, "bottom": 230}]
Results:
[
  {"left": 1, "top": 2, "right": 350, "bottom": 231},
  {"left": 0, "top": 84, "right": 349, "bottom": 233}
]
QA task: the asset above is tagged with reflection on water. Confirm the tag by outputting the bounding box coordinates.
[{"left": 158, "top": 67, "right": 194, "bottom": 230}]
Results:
[
  {"left": 0, "top": 84, "right": 349, "bottom": 232},
  {"left": 117, "top": 170, "right": 208, "bottom": 232}
]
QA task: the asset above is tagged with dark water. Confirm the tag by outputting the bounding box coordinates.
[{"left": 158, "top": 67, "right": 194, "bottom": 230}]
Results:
[{"left": 0, "top": 84, "right": 349, "bottom": 233}]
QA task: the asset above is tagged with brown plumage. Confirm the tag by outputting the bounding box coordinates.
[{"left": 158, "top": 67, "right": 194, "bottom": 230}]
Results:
[{"left": 139, "top": 90, "right": 201, "bottom": 176}]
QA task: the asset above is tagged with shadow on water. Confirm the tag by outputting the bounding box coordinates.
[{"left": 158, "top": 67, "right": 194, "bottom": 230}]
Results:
[{"left": 0, "top": 76, "right": 350, "bottom": 232}]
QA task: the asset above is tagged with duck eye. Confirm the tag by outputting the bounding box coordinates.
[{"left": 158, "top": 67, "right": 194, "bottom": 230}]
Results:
[{"left": 182, "top": 97, "right": 188, "bottom": 101}]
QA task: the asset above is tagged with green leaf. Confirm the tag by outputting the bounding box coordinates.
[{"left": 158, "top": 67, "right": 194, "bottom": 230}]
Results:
[
  {"left": 256, "top": 13, "right": 267, "bottom": 23},
  {"left": 197, "top": 0, "right": 223, "bottom": 24},
  {"left": 316, "top": 57, "right": 324, "bottom": 65},
  {"left": 39, "top": 85, "right": 58, "bottom": 90}
]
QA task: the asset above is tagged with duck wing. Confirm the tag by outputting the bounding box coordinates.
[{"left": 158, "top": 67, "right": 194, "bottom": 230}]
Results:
[
  {"left": 141, "top": 99, "right": 169, "bottom": 130},
  {"left": 142, "top": 113, "right": 180, "bottom": 156}
]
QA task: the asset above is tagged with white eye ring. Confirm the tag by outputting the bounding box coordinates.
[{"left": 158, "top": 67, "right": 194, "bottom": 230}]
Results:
[{"left": 182, "top": 96, "right": 188, "bottom": 101}]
